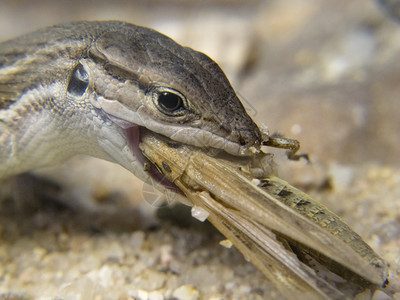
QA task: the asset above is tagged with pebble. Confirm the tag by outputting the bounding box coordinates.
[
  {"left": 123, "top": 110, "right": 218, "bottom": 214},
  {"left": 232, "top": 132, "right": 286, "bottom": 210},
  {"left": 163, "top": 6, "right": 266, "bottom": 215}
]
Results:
[
  {"left": 106, "top": 241, "right": 125, "bottom": 262},
  {"left": 172, "top": 285, "right": 200, "bottom": 300},
  {"left": 191, "top": 205, "right": 209, "bottom": 222}
]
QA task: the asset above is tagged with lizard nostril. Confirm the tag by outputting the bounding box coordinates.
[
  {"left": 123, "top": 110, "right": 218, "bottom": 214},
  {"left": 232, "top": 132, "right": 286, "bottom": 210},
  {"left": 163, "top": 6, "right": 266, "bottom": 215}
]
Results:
[
  {"left": 236, "top": 128, "right": 261, "bottom": 147},
  {"left": 239, "top": 135, "right": 247, "bottom": 146}
]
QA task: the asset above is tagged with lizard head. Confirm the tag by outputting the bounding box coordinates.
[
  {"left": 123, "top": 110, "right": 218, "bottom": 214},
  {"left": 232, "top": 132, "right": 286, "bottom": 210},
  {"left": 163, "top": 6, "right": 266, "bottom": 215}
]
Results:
[{"left": 81, "top": 22, "right": 261, "bottom": 157}]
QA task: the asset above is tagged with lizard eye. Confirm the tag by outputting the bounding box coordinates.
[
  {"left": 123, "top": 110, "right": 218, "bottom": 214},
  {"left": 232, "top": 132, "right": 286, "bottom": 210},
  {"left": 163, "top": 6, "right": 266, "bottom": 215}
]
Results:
[
  {"left": 67, "top": 63, "right": 89, "bottom": 96},
  {"left": 152, "top": 87, "right": 187, "bottom": 116}
]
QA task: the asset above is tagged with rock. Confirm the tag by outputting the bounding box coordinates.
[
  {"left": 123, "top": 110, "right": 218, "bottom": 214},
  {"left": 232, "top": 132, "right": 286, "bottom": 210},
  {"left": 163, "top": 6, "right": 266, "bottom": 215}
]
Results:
[{"left": 172, "top": 285, "right": 200, "bottom": 300}]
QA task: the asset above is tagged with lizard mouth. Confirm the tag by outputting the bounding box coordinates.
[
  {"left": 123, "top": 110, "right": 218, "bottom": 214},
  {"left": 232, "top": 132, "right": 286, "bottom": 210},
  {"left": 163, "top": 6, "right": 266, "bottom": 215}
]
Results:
[{"left": 125, "top": 125, "right": 183, "bottom": 195}]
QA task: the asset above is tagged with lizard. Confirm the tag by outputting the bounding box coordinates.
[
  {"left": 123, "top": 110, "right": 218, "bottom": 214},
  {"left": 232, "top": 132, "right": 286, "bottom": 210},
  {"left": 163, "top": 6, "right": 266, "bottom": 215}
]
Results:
[{"left": 0, "top": 21, "right": 262, "bottom": 194}]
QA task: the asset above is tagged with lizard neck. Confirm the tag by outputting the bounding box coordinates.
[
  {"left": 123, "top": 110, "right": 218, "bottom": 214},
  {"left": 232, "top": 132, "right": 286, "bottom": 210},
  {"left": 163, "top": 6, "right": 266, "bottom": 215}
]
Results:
[{"left": 0, "top": 85, "right": 109, "bottom": 179}]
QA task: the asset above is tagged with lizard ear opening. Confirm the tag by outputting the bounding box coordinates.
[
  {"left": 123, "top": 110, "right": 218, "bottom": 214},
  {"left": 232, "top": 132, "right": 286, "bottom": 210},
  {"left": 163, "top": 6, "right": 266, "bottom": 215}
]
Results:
[{"left": 67, "top": 63, "right": 89, "bottom": 96}]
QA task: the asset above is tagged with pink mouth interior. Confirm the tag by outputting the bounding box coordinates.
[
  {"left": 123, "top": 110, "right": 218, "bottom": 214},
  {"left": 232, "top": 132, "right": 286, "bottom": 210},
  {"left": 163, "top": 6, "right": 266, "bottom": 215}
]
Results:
[{"left": 125, "top": 126, "right": 183, "bottom": 195}]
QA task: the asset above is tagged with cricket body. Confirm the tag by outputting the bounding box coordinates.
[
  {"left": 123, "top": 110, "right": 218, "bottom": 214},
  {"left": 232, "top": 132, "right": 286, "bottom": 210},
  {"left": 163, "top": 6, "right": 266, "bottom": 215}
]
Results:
[
  {"left": 0, "top": 21, "right": 396, "bottom": 299},
  {"left": 140, "top": 132, "right": 396, "bottom": 299}
]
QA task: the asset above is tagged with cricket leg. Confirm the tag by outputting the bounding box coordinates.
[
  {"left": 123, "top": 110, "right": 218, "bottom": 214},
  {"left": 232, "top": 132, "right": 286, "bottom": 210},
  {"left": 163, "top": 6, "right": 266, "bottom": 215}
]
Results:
[{"left": 262, "top": 134, "right": 310, "bottom": 162}]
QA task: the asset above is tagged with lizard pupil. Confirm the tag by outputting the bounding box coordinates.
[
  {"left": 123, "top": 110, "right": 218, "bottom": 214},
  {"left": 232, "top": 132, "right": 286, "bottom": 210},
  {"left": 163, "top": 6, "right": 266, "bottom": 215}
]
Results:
[
  {"left": 67, "top": 63, "right": 89, "bottom": 96},
  {"left": 158, "top": 92, "right": 183, "bottom": 112}
]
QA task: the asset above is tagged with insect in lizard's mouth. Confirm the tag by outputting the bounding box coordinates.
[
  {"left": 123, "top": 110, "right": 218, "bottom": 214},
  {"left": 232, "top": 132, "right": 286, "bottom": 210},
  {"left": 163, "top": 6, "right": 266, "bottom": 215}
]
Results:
[{"left": 125, "top": 125, "right": 183, "bottom": 195}]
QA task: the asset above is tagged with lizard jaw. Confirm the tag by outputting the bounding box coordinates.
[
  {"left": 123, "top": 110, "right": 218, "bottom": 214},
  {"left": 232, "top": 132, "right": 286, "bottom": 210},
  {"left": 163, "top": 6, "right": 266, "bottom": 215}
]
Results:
[
  {"left": 124, "top": 125, "right": 183, "bottom": 195},
  {"left": 96, "top": 120, "right": 183, "bottom": 200},
  {"left": 94, "top": 96, "right": 258, "bottom": 156}
]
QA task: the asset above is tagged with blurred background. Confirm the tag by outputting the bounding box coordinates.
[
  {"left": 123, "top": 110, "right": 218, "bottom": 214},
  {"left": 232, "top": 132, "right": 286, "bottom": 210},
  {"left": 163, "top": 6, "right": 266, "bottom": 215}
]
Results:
[{"left": 1, "top": 0, "right": 400, "bottom": 299}]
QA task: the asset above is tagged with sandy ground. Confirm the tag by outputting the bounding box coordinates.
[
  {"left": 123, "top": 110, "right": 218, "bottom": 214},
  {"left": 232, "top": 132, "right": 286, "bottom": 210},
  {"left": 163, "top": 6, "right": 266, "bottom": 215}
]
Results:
[{"left": 0, "top": 0, "right": 400, "bottom": 299}]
